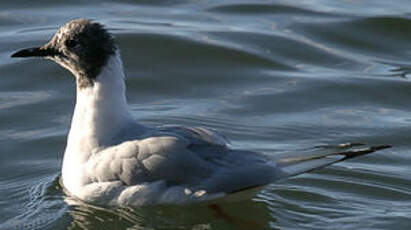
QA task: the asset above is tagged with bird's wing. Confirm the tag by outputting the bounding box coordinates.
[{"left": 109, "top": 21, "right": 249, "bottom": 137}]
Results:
[
  {"left": 86, "top": 134, "right": 214, "bottom": 186},
  {"left": 152, "top": 125, "right": 283, "bottom": 193},
  {"left": 86, "top": 125, "right": 391, "bottom": 199},
  {"left": 272, "top": 144, "right": 391, "bottom": 179},
  {"left": 85, "top": 125, "right": 279, "bottom": 196}
]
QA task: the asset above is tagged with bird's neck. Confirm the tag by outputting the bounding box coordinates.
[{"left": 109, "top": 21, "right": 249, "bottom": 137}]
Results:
[{"left": 66, "top": 52, "right": 134, "bottom": 154}]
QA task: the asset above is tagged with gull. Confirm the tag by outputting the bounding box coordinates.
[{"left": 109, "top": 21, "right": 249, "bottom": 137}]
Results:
[{"left": 11, "top": 19, "right": 390, "bottom": 206}]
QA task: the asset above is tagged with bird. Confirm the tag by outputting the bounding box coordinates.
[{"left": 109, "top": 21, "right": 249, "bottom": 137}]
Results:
[{"left": 11, "top": 19, "right": 390, "bottom": 206}]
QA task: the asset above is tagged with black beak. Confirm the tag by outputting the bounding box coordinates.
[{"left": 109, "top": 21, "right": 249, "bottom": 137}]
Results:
[{"left": 11, "top": 47, "right": 59, "bottom": 58}]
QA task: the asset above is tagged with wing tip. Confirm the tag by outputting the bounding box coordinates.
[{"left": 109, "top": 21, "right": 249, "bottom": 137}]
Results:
[{"left": 340, "top": 144, "right": 392, "bottom": 160}]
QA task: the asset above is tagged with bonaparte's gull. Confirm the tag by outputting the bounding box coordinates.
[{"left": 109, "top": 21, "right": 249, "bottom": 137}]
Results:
[{"left": 11, "top": 19, "right": 390, "bottom": 206}]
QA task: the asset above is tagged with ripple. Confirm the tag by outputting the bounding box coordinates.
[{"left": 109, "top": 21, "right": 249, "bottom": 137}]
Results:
[
  {"left": 261, "top": 166, "right": 411, "bottom": 229},
  {"left": 294, "top": 16, "right": 411, "bottom": 64},
  {"left": 206, "top": 3, "right": 337, "bottom": 17},
  {"left": 0, "top": 91, "right": 51, "bottom": 110},
  {"left": 118, "top": 32, "right": 293, "bottom": 70},
  {"left": 0, "top": 174, "right": 66, "bottom": 230}
]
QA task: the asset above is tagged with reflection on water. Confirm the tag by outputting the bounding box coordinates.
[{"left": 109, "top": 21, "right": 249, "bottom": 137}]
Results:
[
  {"left": 1, "top": 0, "right": 411, "bottom": 229},
  {"left": 63, "top": 190, "right": 271, "bottom": 230}
]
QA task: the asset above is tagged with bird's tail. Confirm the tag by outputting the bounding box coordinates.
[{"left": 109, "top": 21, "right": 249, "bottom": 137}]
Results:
[{"left": 273, "top": 143, "right": 391, "bottom": 178}]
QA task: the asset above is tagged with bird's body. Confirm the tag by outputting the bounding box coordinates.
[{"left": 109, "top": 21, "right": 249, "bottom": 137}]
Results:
[
  {"left": 61, "top": 52, "right": 280, "bottom": 205},
  {"left": 11, "top": 19, "right": 390, "bottom": 206}
]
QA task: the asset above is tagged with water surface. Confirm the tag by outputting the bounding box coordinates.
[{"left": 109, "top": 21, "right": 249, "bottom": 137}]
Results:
[{"left": 1, "top": 1, "right": 410, "bottom": 229}]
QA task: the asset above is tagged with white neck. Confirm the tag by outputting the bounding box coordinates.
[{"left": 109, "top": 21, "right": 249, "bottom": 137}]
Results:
[{"left": 65, "top": 52, "right": 134, "bottom": 157}]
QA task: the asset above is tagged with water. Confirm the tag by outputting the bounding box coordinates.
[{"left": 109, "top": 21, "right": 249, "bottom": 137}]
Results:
[{"left": 1, "top": 0, "right": 410, "bottom": 229}]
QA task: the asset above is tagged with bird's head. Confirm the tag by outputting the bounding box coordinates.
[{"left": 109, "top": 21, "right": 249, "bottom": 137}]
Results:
[{"left": 11, "top": 19, "right": 117, "bottom": 88}]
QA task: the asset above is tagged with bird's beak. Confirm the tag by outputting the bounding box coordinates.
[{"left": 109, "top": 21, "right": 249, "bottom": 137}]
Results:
[{"left": 11, "top": 46, "right": 59, "bottom": 58}]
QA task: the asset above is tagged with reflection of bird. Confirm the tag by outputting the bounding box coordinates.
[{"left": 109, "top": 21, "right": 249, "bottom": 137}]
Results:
[{"left": 11, "top": 19, "right": 390, "bottom": 206}]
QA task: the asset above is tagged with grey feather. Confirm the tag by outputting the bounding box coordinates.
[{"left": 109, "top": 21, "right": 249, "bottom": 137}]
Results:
[{"left": 86, "top": 124, "right": 390, "bottom": 197}]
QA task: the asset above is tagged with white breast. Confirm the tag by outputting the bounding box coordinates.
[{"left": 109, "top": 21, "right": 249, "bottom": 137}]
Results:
[{"left": 61, "top": 52, "right": 135, "bottom": 196}]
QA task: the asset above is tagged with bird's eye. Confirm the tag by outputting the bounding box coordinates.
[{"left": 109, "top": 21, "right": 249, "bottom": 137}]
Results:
[{"left": 66, "top": 39, "right": 78, "bottom": 48}]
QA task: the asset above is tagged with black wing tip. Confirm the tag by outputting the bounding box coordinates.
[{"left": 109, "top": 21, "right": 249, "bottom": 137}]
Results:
[
  {"left": 371, "top": 144, "right": 392, "bottom": 151},
  {"left": 340, "top": 144, "right": 392, "bottom": 160}
]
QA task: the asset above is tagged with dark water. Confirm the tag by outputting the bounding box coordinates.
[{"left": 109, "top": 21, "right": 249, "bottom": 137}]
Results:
[{"left": 1, "top": 0, "right": 410, "bottom": 229}]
